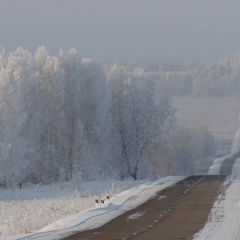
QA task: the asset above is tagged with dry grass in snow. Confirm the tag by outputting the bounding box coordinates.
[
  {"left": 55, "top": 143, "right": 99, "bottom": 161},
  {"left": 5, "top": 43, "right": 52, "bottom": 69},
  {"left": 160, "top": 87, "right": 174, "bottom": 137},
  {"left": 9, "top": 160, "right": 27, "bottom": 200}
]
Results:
[{"left": 0, "top": 179, "right": 147, "bottom": 237}]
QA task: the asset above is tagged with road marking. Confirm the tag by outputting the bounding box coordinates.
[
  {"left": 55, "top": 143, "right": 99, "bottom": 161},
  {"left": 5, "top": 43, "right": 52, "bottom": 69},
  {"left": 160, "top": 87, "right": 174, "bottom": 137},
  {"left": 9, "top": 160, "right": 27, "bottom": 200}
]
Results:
[{"left": 126, "top": 211, "right": 145, "bottom": 221}]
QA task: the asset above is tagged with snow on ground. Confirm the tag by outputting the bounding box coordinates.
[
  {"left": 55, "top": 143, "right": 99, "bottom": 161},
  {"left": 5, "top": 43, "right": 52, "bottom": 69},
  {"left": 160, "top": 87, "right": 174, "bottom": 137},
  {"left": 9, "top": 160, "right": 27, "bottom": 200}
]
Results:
[
  {"left": 193, "top": 107, "right": 240, "bottom": 240},
  {"left": 1, "top": 176, "right": 184, "bottom": 240},
  {"left": 173, "top": 96, "right": 240, "bottom": 141},
  {"left": 193, "top": 159, "right": 240, "bottom": 240},
  {"left": 0, "top": 179, "right": 147, "bottom": 238}
]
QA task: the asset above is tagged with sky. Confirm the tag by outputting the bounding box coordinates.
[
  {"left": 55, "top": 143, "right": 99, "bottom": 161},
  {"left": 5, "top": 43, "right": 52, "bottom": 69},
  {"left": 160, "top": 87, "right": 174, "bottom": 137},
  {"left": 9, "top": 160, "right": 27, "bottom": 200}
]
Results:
[{"left": 1, "top": 0, "right": 240, "bottom": 64}]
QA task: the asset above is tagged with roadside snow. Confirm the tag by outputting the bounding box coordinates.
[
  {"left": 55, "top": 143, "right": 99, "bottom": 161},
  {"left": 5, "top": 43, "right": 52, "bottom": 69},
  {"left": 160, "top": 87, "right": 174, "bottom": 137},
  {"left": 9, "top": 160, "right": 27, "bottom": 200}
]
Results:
[
  {"left": 1, "top": 176, "right": 184, "bottom": 240},
  {"left": 194, "top": 159, "right": 240, "bottom": 240},
  {"left": 0, "top": 180, "right": 147, "bottom": 238},
  {"left": 194, "top": 107, "right": 240, "bottom": 239}
]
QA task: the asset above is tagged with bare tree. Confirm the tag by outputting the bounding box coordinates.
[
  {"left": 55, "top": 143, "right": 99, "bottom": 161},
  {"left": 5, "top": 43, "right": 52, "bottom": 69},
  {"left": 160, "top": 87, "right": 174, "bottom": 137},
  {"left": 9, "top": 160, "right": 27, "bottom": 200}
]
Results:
[{"left": 109, "top": 67, "right": 175, "bottom": 180}]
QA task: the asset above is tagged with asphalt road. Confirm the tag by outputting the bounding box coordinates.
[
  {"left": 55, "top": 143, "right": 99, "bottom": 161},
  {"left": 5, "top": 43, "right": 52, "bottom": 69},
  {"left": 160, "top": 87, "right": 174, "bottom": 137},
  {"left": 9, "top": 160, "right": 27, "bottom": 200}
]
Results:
[
  {"left": 60, "top": 175, "right": 227, "bottom": 240},
  {"left": 219, "top": 150, "right": 239, "bottom": 175}
]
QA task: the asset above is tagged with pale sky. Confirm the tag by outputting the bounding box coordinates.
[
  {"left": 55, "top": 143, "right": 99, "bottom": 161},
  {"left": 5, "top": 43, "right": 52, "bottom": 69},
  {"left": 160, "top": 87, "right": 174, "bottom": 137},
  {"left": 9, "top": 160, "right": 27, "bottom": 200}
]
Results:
[{"left": 1, "top": 0, "right": 240, "bottom": 64}]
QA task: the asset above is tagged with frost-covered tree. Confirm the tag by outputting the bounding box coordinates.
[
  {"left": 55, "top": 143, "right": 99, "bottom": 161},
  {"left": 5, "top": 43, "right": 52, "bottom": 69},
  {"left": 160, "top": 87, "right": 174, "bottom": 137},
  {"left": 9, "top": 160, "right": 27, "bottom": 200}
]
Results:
[
  {"left": 77, "top": 58, "right": 111, "bottom": 179},
  {"left": 0, "top": 47, "right": 32, "bottom": 187},
  {"left": 109, "top": 66, "right": 175, "bottom": 180},
  {"left": 58, "top": 49, "right": 111, "bottom": 180},
  {"left": 0, "top": 46, "right": 111, "bottom": 186}
]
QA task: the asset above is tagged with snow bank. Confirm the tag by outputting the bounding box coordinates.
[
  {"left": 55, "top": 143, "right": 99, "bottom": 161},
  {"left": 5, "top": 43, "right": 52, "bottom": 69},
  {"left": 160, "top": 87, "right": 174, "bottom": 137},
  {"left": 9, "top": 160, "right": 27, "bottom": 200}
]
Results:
[
  {"left": 194, "top": 107, "right": 240, "bottom": 239},
  {"left": 2, "top": 176, "right": 184, "bottom": 240},
  {"left": 194, "top": 158, "right": 240, "bottom": 240}
]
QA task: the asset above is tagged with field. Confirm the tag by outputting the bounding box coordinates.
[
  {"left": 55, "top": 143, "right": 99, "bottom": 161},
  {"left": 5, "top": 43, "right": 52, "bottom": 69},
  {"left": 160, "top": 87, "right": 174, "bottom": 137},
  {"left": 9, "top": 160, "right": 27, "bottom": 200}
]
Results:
[{"left": 173, "top": 95, "right": 240, "bottom": 155}]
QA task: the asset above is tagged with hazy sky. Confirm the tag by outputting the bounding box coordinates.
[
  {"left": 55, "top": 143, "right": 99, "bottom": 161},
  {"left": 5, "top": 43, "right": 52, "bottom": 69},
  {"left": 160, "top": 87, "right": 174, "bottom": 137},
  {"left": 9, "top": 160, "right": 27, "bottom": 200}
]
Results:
[{"left": 1, "top": 0, "right": 240, "bottom": 64}]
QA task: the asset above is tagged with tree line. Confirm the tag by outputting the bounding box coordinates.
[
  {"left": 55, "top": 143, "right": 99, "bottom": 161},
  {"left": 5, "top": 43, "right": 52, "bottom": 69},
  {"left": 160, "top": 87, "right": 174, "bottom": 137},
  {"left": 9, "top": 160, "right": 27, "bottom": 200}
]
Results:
[
  {"left": 0, "top": 46, "right": 215, "bottom": 188},
  {"left": 104, "top": 50, "right": 240, "bottom": 97}
]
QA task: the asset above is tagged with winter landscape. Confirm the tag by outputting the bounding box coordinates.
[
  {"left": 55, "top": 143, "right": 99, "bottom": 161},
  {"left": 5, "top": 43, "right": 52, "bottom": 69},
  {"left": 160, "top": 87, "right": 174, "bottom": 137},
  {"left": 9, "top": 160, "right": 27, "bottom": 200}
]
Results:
[
  {"left": 1, "top": 118, "right": 240, "bottom": 240},
  {"left": 1, "top": 48, "right": 240, "bottom": 239},
  {"left": 1, "top": 1, "right": 240, "bottom": 239}
]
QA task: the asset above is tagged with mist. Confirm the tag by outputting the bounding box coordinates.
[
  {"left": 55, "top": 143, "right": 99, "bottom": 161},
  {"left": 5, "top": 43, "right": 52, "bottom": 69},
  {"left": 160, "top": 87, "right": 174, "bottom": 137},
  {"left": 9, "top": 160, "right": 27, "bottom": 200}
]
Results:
[
  {"left": 1, "top": 46, "right": 239, "bottom": 186},
  {"left": 1, "top": 0, "right": 240, "bottom": 64}
]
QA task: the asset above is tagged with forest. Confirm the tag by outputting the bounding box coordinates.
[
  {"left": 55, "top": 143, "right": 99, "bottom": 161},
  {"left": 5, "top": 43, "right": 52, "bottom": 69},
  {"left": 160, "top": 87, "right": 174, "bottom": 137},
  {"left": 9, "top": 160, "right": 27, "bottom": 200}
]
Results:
[{"left": 1, "top": 46, "right": 237, "bottom": 188}]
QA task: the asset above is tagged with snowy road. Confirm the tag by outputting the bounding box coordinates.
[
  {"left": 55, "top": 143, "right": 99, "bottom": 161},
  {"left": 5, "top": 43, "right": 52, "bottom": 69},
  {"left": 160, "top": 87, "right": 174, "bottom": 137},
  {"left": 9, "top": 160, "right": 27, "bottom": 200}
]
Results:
[
  {"left": 61, "top": 175, "right": 226, "bottom": 240},
  {"left": 2, "top": 177, "right": 185, "bottom": 240},
  {"left": 2, "top": 166, "right": 238, "bottom": 240}
]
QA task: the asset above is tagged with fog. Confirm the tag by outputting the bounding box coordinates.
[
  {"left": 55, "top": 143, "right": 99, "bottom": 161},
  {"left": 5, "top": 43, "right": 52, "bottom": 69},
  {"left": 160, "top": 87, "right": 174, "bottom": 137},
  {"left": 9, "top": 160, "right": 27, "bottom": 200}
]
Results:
[
  {"left": 2, "top": 46, "right": 238, "bottom": 186},
  {"left": 1, "top": 0, "right": 240, "bottom": 64}
]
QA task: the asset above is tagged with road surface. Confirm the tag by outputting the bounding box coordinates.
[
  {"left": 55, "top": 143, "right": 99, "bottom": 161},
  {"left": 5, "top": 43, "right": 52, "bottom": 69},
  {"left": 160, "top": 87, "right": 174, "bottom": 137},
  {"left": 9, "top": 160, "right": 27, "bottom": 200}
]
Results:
[{"left": 60, "top": 175, "right": 227, "bottom": 240}]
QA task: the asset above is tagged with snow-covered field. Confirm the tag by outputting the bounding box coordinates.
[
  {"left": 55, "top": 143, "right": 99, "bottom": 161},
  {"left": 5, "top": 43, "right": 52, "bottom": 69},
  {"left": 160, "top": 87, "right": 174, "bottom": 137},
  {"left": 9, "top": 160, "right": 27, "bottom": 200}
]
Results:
[
  {"left": 173, "top": 96, "right": 240, "bottom": 141},
  {"left": 208, "top": 109, "right": 240, "bottom": 175},
  {"left": 173, "top": 95, "right": 240, "bottom": 155}
]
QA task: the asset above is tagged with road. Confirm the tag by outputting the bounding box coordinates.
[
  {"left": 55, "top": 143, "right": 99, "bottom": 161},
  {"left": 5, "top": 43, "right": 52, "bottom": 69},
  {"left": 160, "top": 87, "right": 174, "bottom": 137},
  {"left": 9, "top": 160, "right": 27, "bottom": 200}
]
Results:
[
  {"left": 219, "top": 151, "right": 239, "bottom": 175},
  {"left": 60, "top": 175, "right": 227, "bottom": 240}
]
